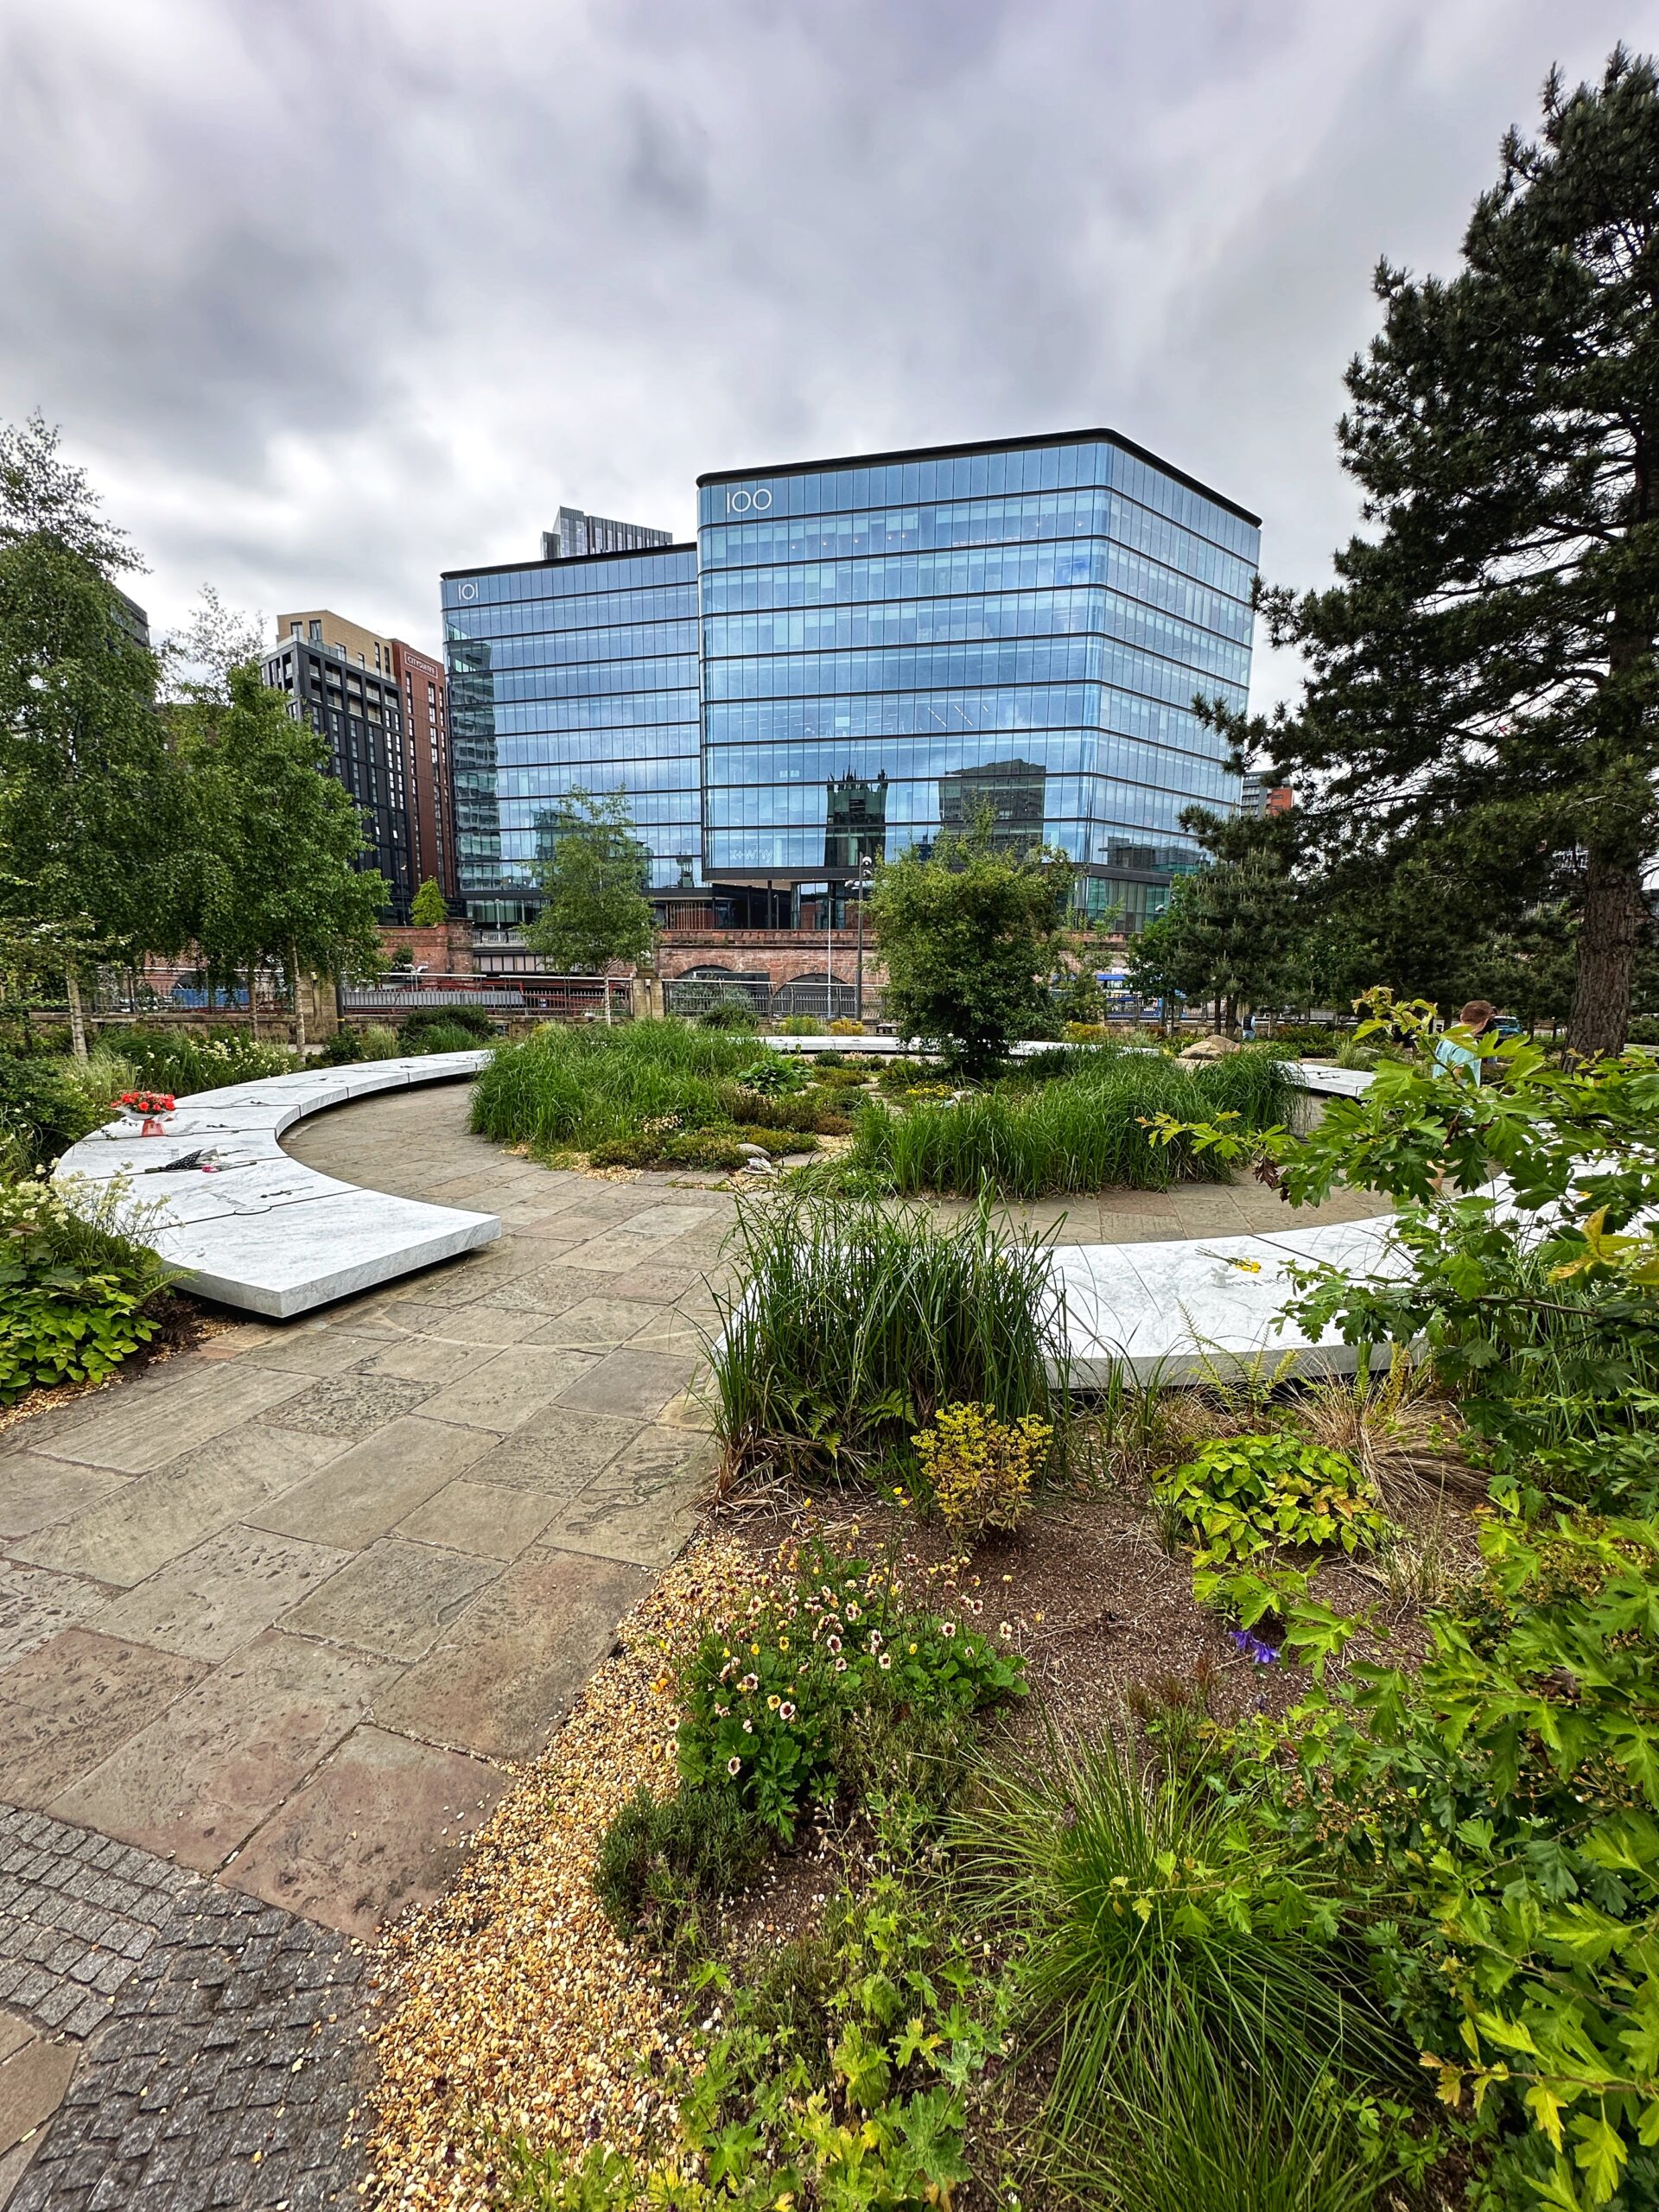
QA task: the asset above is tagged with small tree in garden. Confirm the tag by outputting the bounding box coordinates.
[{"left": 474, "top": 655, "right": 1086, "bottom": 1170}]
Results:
[
  {"left": 0, "top": 415, "right": 190, "bottom": 1058},
  {"left": 188, "top": 666, "right": 386, "bottom": 1042},
  {"left": 872, "top": 817, "right": 1071, "bottom": 1076},
  {"left": 524, "top": 787, "right": 655, "bottom": 1020},
  {"left": 410, "top": 878, "right": 448, "bottom": 926}
]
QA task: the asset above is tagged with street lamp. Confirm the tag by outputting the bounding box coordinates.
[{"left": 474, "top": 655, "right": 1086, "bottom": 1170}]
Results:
[{"left": 855, "top": 855, "right": 874, "bottom": 1021}]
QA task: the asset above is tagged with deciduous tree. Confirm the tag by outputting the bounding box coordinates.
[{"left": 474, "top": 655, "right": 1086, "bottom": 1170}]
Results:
[{"left": 871, "top": 817, "right": 1071, "bottom": 1074}]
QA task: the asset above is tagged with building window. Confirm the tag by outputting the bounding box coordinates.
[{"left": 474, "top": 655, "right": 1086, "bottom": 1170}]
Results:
[{"left": 308, "top": 620, "right": 321, "bottom": 642}]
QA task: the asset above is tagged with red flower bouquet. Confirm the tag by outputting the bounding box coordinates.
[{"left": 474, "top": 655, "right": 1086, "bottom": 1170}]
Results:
[{"left": 117, "top": 1090, "right": 176, "bottom": 1136}]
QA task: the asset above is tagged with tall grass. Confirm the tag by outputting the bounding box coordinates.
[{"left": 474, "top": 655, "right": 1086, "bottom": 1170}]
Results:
[
  {"left": 471, "top": 1019, "right": 766, "bottom": 1152},
  {"left": 707, "top": 1193, "right": 1067, "bottom": 1481},
  {"left": 853, "top": 1046, "right": 1293, "bottom": 1197},
  {"left": 949, "top": 1719, "right": 1402, "bottom": 2165},
  {"left": 1074, "top": 2021, "right": 1404, "bottom": 2212}
]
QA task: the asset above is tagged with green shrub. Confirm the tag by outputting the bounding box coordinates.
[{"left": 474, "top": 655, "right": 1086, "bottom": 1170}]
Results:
[
  {"left": 677, "top": 1539, "right": 1026, "bottom": 1841},
  {"left": 400, "top": 1020, "right": 486, "bottom": 1056},
  {"left": 828, "top": 1016, "right": 864, "bottom": 1036},
  {"left": 0, "top": 1052, "right": 111, "bottom": 1168},
  {"left": 777, "top": 1012, "right": 819, "bottom": 1035},
  {"left": 314, "top": 1028, "right": 363, "bottom": 1065},
  {"left": 709, "top": 1193, "right": 1067, "bottom": 1483},
  {"left": 358, "top": 1022, "right": 399, "bottom": 1060},
  {"left": 714, "top": 1087, "right": 852, "bottom": 1135},
  {"left": 1267, "top": 1514, "right": 1659, "bottom": 2210},
  {"left": 0, "top": 1173, "right": 173, "bottom": 1402},
  {"left": 876, "top": 1055, "right": 931, "bottom": 1093},
  {"left": 95, "top": 1026, "right": 301, "bottom": 1096},
  {"left": 397, "top": 1001, "right": 496, "bottom": 1047},
  {"left": 852, "top": 1046, "right": 1293, "bottom": 1197},
  {"left": 1623, "top": 1014, "right": 1659, "bottom": 1046},
  {"left": 1155, "top": 1433, "right": 1388, "bottom": 1566},
  {"left": 505, "top": 1876, "right": 1012, "bottom": 2211},
  {"left": 950, "top": 1719, "right": 1402, "bottom": 2167},
  {"left": 700, "top": 996, "right": 763, "bottom": 1032},
  {"left": 472, "top": 1020, "right": 762, "bottom": 1154},
  {"left": 731, "top": 1055, "right": 808, "bottom": 1096},
  {"left": 593, "top": 1783, "right": 770, "bottom": 1943}
]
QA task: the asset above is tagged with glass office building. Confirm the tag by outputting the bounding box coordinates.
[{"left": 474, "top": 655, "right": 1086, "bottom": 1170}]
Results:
[
  {"left": 442, "top": 544, "right": 702, "bottom": 917},
  {"left": 442, "top": 431, "right": 1258, "bottom": 926}
]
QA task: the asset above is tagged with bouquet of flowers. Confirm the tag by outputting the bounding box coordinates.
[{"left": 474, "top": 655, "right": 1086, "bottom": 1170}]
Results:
[{"left": 116, "top": 1090, "right": 176, "bottom": 1135}]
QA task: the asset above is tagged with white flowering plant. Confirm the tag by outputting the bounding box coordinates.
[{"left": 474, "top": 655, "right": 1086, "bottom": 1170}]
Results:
[{"left": 677, "top": 1535, "right": 1027, "bottom": 1840}]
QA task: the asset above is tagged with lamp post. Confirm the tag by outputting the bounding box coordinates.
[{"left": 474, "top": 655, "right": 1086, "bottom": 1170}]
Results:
[
  {"left": 825, "top": 877, "right": 835, "bottom": 1027},
  {"left": 855, "top": 855, "right": 874, "bottom": 1021}
]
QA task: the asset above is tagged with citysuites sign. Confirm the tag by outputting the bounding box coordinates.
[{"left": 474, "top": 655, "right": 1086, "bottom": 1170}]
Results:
[{"left": 723, "top": 486, "right": 773, "bottom": 514}]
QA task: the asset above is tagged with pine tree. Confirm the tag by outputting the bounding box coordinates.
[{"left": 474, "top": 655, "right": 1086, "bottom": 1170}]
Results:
[{"left": 1246, "top": 49, "right": 1659, "bottom": 1054}]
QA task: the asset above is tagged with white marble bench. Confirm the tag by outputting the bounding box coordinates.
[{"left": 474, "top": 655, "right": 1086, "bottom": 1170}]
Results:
[{"left": 51, "top": 1054, "right": 500, "bottom": 1319}]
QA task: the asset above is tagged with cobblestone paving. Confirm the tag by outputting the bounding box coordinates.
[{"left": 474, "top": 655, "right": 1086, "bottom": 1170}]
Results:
[
  {"left": 12, "top": 1878, "right": 364, "bottom": 2212},
  {"left": 0, "top": 1805, "right": 197, "bottom": 2042},
  {"left": 0, "top": 1805, "right": 365, "bottom": 2212}
]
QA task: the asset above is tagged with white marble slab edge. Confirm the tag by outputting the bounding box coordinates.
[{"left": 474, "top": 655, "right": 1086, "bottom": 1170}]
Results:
[{"left": 51, "top": 1051, "right": 500, "bottom": 1319}]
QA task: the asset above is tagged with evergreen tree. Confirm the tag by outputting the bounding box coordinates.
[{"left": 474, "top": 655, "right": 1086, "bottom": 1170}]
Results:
[
  {"left": 870, "top": 817, "right": 1071, "bottom": 1075},
  {"left": 1240, "top": 50, "right": 1659, "bottom": 1054},
  {"left": 410, "top": 878, "right": 448, "bottom": 926},
  {"left": 1123, "top": 808, "right": 1300, "bottom": 1026}
]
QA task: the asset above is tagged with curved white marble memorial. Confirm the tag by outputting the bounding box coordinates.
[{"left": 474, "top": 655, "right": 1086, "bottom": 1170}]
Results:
[{"left": 51, "top": 1052, "right": 499, "bottom": 1319}]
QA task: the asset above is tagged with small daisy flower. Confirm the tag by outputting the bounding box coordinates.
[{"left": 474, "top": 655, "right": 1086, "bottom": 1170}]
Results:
[
  {"left": 827, "top": 1634, "right": 842, "bottom": 1653},
  {"left": 727, "top": 1756, "right": 741, "bottom": 1776},
  {"left": 878, "top": 1652, "right": 893, "bottom": 1670},
  {"left": 835, "top": 1656, "right": 848, "bottom": 1673},
  {"left": 779, "top": 1702, "right": 796, "bottom": 1721},
  {"left": 767, "top": 1694, "right": 780, "bottom": 1711},
  {"left": 940, "top": 1620, "right": 957, "bottom": 1639}
]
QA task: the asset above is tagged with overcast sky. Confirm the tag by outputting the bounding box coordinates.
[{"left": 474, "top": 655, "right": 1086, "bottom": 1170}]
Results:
[{"left": 3, "top": 0, "right": 1653, "bottom": 710}]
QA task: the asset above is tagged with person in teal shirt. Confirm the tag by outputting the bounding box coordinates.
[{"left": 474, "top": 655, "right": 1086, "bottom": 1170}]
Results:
[{"left": 1434, "top": 999, "right": 1497, "bottom": 1081}]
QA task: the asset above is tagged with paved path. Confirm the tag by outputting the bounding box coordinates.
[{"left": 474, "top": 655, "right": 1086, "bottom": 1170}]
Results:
[{"left": 0, "top": 1083, "right": 1381, "bottom": 2203}]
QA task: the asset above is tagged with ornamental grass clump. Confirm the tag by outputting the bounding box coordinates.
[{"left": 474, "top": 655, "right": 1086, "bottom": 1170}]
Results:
[
  {"left": 708, "top": 1192, "right": 1066, "bottom": 1484},
  {"left": 950, "top": 1719, "right": 1402, "bottom": 2182},
  {"left": 851, "top": 1045, "right": 1293, "bottom": 1197},
  {"left": 470, "top": 1018, "right": 763, "bottom": 1154},
  {"left": 912, "top": 1401, "right": 1050, "bottom": 1540}
]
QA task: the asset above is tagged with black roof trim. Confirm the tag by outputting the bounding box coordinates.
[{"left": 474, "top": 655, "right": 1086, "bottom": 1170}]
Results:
[
  {"left": 696, "top": 429, "right": 1260, "bottom": 529},
  {"left": 442, "top": 542, "right": 696, "bottom": 582}
]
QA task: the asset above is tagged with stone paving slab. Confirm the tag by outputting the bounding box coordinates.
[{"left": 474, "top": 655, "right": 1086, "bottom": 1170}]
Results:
[{"left": 219, "top": 1726, "right": 505, "bottom": 1941}]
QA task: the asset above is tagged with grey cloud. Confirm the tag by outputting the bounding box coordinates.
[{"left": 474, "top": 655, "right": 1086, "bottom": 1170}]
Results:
[{"left": 0, "top": 0, "right": 1651, "bottom": 690}]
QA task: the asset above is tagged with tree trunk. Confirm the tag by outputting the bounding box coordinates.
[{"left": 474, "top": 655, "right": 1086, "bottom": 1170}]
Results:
[
  {"left": 1567, "top": 847, "right": 1643, "bottom": 1058},
  {"left": 289, "top": 943, "right": 307, "bottom": 1052},
  {"left": 66, "top": 968, "right": 88, "bottom": 1063},
  {"left": 248, "top": 968, "right": 260, "bottom": 1040}
]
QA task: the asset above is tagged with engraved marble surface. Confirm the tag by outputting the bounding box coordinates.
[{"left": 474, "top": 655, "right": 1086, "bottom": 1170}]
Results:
[{"left": 51, "top": 1054, "right": 500, "bottom": 1319}]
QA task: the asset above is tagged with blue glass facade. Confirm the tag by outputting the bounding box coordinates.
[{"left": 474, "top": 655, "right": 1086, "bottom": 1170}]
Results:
[
  {"left": 441, "top": 546, "right": 702, "bottom": 907},
  {"left": 441, "top": 432, "right": 1258, "bottom": 925}
]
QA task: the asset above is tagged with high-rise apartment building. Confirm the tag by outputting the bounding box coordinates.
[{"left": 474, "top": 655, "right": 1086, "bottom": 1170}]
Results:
[
  {"left": 265, "top": 608, "right": 413, "bottom": 918},
  {"left": 539, "top": 505, "right": 675, "bottom": 563},
  {"left": 391, "top": 639, "right": 456, "bottom": 899},
  {"left": 266, "top": 608, "right": 458, "bottom": 914},
  {"left": 442, "top": 430, "right": 1259, "bottom": 930}
]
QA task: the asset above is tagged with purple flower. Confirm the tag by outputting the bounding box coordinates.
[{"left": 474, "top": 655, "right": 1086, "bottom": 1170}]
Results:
[{"left": 1227, "top": 1628, "right": 1280, "bottom": 1666}]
